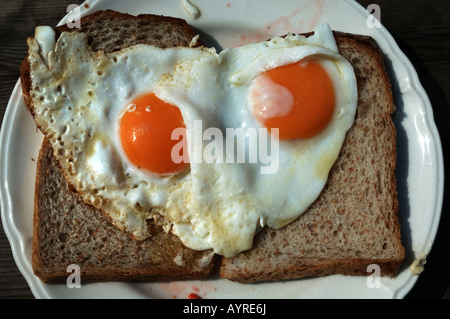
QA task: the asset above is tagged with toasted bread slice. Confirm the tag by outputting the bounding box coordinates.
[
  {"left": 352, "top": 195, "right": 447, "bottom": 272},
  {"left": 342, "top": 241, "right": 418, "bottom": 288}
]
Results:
[
  {"left": 220, "top": 32, "right": 405, "bottom": 282},
  {"left": 26, "top": 10, "right": 215, "bottom": 283}
]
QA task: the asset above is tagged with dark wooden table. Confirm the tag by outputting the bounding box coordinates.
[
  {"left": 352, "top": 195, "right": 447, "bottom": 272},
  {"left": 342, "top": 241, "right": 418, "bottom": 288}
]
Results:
[{"left": 0, "top": 0, "right": 449, "bottom": 299}]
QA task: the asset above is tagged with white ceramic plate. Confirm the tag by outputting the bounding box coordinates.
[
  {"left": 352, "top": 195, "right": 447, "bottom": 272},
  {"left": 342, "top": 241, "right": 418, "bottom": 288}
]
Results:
[{"left": 0, "top": 0, "right": 443, "bottom": 299}]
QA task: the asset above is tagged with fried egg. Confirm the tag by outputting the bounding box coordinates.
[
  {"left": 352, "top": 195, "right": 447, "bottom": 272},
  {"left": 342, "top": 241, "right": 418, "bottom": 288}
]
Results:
[
  {"left": 27, "top": 26, "right": 214, "bottom": 239},
  {"left": 27, "top": 24, "right": 357, "bottom": 257}
]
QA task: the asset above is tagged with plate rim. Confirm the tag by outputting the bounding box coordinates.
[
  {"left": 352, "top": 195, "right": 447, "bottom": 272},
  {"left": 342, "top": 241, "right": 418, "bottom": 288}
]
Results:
[{"left": 345, "top": 0, "right": 445, "bottom": 298}]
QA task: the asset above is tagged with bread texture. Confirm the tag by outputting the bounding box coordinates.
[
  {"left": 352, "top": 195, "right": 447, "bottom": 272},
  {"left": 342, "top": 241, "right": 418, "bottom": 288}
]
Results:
[
  {"left": 26, "top": 10, "right": 215, "bottom": 283},
  {"left": 34, "top": 138, "right": 215, "bottom": 283},
  {"left": 219, "top": 32, "right": 404, "bottom": 282},
  {"left": 55, "top": 10, "right": 200, "bottom": 51}
]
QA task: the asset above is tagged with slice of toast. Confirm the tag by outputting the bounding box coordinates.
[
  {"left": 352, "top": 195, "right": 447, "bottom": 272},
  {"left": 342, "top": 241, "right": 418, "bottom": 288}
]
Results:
[
  {"left": 220, "top": 32, "right": 404, "bottom": 282},
  {"left": 27, "top": 10, "right": 215, "bottom": 283}
]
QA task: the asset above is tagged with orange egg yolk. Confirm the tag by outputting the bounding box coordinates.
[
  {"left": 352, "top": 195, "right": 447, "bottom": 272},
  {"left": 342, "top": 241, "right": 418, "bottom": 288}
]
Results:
[
  {"left": 119, "top": 93, "right": 189, "bottom": 175},
  {"left": 250, "top": 59, "right": 335, "bottom": 140}
]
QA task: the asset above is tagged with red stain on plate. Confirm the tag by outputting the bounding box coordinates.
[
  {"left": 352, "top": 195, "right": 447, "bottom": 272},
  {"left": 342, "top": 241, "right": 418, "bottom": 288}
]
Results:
[
  {"left": 188, "top": 293, "right": 202, "bottom": 299},
  {"left": 224, "top": 0, "right": 325, "bottom": 48},
  {"left": 154, "top": 279, "right": 215, "bottom": 298},
  {"left": 188, "top": 286, "right": 202, "bottom": 299}
]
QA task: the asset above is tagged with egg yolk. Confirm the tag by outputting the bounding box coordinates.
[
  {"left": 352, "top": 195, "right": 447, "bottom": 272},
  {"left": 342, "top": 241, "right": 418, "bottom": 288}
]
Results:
[
  {"left": 249, "top": 59, "right": 335, "bottom": 140},
  {"left": 119, "top": 93, "right": 189, "bottom": 175}
]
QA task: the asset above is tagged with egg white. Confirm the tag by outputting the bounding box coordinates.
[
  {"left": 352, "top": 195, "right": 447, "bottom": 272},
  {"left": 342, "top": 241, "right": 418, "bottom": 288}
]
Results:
[{"left": 27, "top": 24, "right": 357, "bottom": 257}]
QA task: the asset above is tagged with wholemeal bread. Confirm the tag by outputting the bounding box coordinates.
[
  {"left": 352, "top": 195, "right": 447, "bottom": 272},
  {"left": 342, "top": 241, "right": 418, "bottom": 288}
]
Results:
[
  {"left": 25, "top": 10, "right": 215, "bottom": 283},
  {"left": 220, "top": 32, "right": 404, "bottom": 282},
  {"left": 22, "top": 10, "right": 404, "bottom": 285},
  {"left": 34, "top": 138, "right": 215, "bottom": 283}
]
